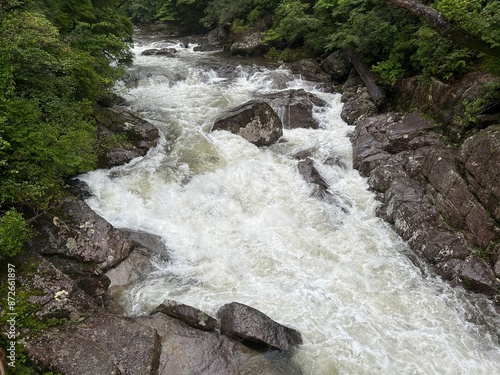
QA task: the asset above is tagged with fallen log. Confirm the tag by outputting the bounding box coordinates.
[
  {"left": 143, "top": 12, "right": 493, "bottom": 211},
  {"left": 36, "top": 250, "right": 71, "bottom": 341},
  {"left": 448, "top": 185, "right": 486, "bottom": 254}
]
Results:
[{"left": 345, "top": 45, "right": 386, "bottom": 107}]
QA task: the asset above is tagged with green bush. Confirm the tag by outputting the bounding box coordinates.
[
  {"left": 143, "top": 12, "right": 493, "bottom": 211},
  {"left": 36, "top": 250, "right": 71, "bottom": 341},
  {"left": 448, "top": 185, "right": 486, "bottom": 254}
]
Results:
[{"left": 0, "top": 209, "right": 31, "bottom": 259}]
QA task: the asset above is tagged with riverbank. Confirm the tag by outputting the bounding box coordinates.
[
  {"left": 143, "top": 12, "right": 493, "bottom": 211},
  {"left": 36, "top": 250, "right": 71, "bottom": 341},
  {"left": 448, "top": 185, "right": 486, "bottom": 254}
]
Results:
[{"left": 1, "top": 28, "right": 499, "bottom": 374}]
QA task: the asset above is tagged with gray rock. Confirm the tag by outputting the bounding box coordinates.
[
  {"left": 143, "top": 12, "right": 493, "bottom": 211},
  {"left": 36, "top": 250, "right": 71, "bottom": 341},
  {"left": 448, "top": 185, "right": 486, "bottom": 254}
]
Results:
[
  {"left": 33, "top": 196, "right": 132, "bottom": 270},
  {"left": 230, "top": 32, "right": 264, "bottom": 56},
  {"left": 218, "top": 302, "right": 303, "bottom": 351},
  {"left": 320, "top": 51, "right": 350, "bottom": 81},
  {"left": 460, "top": 124, "right": 500, "bottom": 222},
  {"left": 152, "top": 300, "right": 217, "bottom": 331},
  {"left": 142, "top": 47, "right": 177, "bottom": 56},
  {"left": 212, "top": 100, "right": 283, "bottom": 146},
  {"left": 288, "top": 59, "right": 332, "bottom": 89},
  {"left": 97, "top": 106, "right": 160, "bottom": 168},
  {"left": 261, "top": 89, "right": 325, "bottom": 129},
  {"left": 25, "top": 313, "right": 161, "bottom": 375},
  {"left": 137, "top": 313, "right": 303, "bottom": 375}
]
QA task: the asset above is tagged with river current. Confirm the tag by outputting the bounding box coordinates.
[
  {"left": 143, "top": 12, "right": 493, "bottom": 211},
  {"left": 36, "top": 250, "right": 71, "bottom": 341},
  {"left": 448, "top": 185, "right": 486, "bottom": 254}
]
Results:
[{"left": 80, "top": 31, "right": 500, "bottom": 374}]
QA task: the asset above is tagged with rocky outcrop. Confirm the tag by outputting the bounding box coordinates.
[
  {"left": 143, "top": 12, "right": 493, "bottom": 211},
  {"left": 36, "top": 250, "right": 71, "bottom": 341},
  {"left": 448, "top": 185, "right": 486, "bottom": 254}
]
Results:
[
  {"left": 96, "top": 106, "right": 160, "bottom": 168},
  {"left": 230, "top": 32, "right": 265, "bottom": 56},
  {"left": 212, "top": 100, "right": 283, "bottom": 146},
  {"left": 394, "top": 71, "right": 500, "bottom": 142},
  {"left": 32, "top": 196, "right": 133, "bottom": 272},
  {"left": 218, "top": 302, "right": 303, "bottom": 351},
  {"left": 351, "top": 110, "right": 500, "bottom": 301},
  {"left": 341, "top": 71, "right": 378, "bottom": 124},
  {"left": 25, "top": 313, "right": 161, "bottom": 375}
]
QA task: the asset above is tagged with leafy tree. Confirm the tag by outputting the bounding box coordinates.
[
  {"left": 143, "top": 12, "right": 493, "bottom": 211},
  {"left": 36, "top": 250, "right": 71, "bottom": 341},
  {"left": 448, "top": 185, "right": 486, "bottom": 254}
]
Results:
[{"left": 0, "top": 0, "right": 133, "bottom": 254}]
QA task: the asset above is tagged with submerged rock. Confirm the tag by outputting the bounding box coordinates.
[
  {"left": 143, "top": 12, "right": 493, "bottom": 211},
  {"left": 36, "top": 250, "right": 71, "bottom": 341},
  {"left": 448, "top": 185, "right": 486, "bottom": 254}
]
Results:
[
  {"left": 212, "top": 100, "right": 283, "bottom": 146},
  {"left": 218, "top": 302, "right": 303, "bottom": 351}
]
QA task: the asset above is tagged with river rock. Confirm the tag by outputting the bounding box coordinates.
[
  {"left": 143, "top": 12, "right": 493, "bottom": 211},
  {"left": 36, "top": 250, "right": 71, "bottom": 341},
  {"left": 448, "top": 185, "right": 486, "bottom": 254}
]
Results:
[
  {"left": 320, "top": 50, "right": 350, "bottom": 81},
  {"left": 212, "top": 100, "right": 283, "bottom": 146},
  {"left": 25, "top": 313, "right": 161, "bottom": 375},
  {"left": 297, "top": 157, "right": 330, "bottom": 196},
  {"left": 152, "top": 300, "right": 217, "bottom": 331},
  {"left": 288, "top": 59, "right": 332, "bottom": 89},
  {"left": 230, "top": 32, "right": 265, "bottom": 56},
  {"left": 18, "top": 254, "right": 98, "bottom": 322},
  {"left": 32, "top": 196, "right": 132, "bottom": 270},
  {"left": 142, "top": 47, "right": 177, "bottom": 56},
  {"left": 261, "top": 89, "right": 325, "bottom": 129},
  {"left": 218, "top": 302, "right": 303, "bottom": 351},
  {"left": 96, "top": 106, "right": 160, "bottom": 168},
  {"left": 394, "top": 71, "right": 500, "bottom": 141},
  {"left": 137, "top": 313, "right": 303, "bottom": 375}
]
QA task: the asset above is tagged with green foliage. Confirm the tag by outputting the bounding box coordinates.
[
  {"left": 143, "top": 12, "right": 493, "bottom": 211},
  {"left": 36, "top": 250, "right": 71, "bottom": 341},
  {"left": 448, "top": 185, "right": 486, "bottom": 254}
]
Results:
[
  {"left": 0, "top": 208, "right": 31, "bottom": 259},
  {"left": 436, "top": 0, "right": 500, "bottom": 48},
  {"left": 0, "top": 1, "right": 132, "bottom": 210}
]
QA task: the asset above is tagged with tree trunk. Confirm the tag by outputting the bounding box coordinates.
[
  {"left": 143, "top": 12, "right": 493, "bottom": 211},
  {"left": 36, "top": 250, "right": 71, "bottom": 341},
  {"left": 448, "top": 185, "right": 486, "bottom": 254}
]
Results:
[
  {"left": 345, "top": 45, "right": 386, "bottom": 107},
  {"left": 387, "top": 0, "right": 500, "bottom": 58}
]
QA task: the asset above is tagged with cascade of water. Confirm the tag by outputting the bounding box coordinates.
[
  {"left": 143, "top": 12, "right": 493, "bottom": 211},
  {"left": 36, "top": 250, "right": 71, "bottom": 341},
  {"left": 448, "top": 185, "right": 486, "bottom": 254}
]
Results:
[{"left": 80, "top": 33, "right": 500, "bottom": 374}]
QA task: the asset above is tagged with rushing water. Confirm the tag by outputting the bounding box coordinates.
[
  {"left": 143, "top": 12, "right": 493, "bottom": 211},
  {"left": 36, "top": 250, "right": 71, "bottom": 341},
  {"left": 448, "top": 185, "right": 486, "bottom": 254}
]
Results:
[{"left": 80, "top": 31, "right": 500, "bottom": 374}]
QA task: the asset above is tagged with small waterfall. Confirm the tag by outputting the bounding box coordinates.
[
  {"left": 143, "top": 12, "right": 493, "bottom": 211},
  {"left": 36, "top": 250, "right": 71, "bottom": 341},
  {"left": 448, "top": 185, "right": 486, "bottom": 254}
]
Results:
[{"left": 79, "top": 32, "right": 500, "bottom": 374}]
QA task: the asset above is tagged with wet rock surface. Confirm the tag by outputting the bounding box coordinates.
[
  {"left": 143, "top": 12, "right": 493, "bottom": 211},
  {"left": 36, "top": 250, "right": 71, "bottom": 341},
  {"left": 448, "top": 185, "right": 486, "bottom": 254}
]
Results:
[
  {"left": 212, "top": 100, "right": 283, "bottom": 146},
  {"left": 230, "top": 32, "right": 265, "bottom": 56},
  {"left": 137, "top": 313, "right": 303, "bottom": 375},
  {"left": 96, "top": 106, "right": 160, "bottom": 168},
  {"left": 152, "top": 300, "right": 218, "bottom": 331},
  {"left": 218, "top": 302, "right": 303, "bottom": 351},
  {"left": 260, "top": 89, "right": 325, "bottom": 129}
]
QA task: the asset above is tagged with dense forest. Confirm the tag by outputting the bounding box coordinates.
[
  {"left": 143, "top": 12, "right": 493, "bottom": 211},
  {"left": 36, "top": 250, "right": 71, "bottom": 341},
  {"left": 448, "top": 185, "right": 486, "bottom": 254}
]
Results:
[{"left": 1, "top": 0, "right": 499, "bottom": 259}]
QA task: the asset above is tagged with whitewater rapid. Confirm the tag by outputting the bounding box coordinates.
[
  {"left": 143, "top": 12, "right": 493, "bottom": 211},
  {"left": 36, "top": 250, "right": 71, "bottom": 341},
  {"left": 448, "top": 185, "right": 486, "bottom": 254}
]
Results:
[{"left": 79, "top": 32, "right": 500, "bottom": 374}]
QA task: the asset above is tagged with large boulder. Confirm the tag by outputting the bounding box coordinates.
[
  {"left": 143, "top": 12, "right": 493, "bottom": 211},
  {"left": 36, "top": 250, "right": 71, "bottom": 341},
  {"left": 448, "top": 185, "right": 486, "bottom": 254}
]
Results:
[
  {"left": 320, "top": 51, "right": 350, "bottom": 81},
  {"left": 212, "top": 100, "right": 283, "bottom": 146},
  {"left": 261, "top": 89, "right": 326, "bottom": 129},
  {"left": 32, "top": 196, "right": 133, "bottom": 270},
  {"left": 137, "top": 313, "right": 303, "bottom": 375},
  {"left": 218, "top": 302, "right": 303, "bottom": 351},
  {"left": 288, "top": 59, "right": 333, "bottom": 91},
  {"left": 230, "top": 32, "right": 265, "bottom": 56}
]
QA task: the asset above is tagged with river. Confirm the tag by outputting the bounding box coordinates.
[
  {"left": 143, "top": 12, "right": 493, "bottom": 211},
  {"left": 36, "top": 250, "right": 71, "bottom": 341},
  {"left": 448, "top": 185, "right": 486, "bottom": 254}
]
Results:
[{"left": 79, "top": 30, "right": 500, "bottom": 374}]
